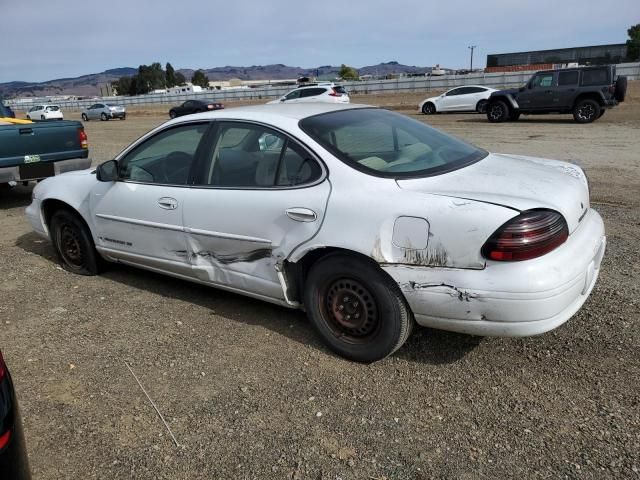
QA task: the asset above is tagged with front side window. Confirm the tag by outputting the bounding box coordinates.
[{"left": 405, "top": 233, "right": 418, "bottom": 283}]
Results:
[
  {"left": 198, "top": 122, "right": 322, "bottom": 188},
  {"left": 446, "top": 88, "right": 463, "bottom": 96},
  {"left": 284, "top": 90, "right": 302, "bottom": 100},
  {"left": 531, "top": 74, "right": 554, "bottom": 88},
  {"left": 300, "top": 108, "right": 486, "bottom": 178},
  {"left": 120, "top": 123, "right": 209, "bottom": 185}
]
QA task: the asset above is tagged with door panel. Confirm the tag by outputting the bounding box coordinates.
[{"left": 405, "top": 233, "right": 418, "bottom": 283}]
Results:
[{"left": 183, "top": 120, "right": 330, "bottom": 299}]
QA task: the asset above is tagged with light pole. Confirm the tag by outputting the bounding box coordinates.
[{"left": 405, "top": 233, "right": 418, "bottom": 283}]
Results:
[{"left": 468, "top": 45, "right": 477, "bottom": 71}]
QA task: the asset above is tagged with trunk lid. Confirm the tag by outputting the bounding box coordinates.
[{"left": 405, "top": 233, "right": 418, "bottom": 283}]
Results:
[{"left": 396, "top": 153, "right": 589, "bottom": 233}]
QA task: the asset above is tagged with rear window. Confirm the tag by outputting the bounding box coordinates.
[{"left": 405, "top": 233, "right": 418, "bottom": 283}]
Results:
[
  {"left": 558, "top": 71, "right": 579, "bottom": 86},
  {"left": 300, "top": 108, "right": 486, "bottom": 178},
  {"left": 333, "top": 86, "right": 347, "bottom": 94},
  {"left": 46, "top": 106, "right": 60, "bottom": 111},
  {"left": 581, "top": 69, "right": 609, "bottom": 86}
]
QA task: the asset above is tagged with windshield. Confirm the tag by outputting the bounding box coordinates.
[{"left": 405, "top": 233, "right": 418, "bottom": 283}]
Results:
[{"left": 300, "top": 108, "right": 486, "bottom": 178}]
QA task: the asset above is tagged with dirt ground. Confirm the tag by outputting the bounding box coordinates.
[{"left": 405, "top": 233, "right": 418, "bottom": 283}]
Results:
[{"left": 1, "top": 84, "right": 639, "bottom": 479}]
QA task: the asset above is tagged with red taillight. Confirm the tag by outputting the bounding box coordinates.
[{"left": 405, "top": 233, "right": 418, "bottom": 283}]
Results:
[
  {"left": 482, "top": 210, "right": 568, "bottom": 262},
  {"left": 0, "top": 430, "right": 10, "bottom": 450},
  {"left": 328, "top": 88, "right": 342, "bottom": 97},
  {"left": 78, "top": 128, "right": 88, "bottom": 149}
]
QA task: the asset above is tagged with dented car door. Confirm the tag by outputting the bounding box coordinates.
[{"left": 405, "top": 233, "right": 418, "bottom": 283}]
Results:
[{"left": 182, "top": 121, "right": 330, "bottom": 300}]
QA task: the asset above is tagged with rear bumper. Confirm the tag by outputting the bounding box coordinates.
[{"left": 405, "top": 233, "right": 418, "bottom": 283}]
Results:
[
  {"left": 109, "top": 111, "right": 126, "bottom": 118},
  {"left": 383, "top": 209, "right": 606, "bottom": 337},
  {"left": 0, "top": 157, "right": 91, "bottom": 183}
]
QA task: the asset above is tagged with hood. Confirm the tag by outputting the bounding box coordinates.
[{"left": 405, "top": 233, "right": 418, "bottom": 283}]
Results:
[
  {"left": 491, "top": 88, "right": 519, "bottom": 97},
  {"left": 396, "top": 153, "right": 590, "bottom": 233}
]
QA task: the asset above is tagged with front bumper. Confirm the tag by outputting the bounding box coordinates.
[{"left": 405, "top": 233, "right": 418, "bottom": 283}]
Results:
[
  {"left": 383, "top": 209, "right": 606, "bottom": 337},
  {"left": 0, "top": 157, "right": 91, "bottom": 183}
]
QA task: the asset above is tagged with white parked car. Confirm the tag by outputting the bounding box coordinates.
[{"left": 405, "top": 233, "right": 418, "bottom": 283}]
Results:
[
  {"left": 419, "top": 86, "right": 496, "bottom": 114},
  {"left": 26, "top": 104, "right": 605, "bottom": 362},
  {"left": 26, "top": 104, "right": 63, "bottom": 120},
  {"left": 268, "top": 84, "right": 349, "bottom": 104}
]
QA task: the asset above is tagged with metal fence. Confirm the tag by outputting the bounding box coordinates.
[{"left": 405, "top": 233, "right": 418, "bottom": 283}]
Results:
[{"left": 7, "top": 62, "right": 640, "bottom": 112}]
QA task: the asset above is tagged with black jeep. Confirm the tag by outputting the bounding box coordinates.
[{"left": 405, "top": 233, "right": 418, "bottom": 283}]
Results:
[{"left": 486, "top": 65, "right": 627, "bottom": 123}]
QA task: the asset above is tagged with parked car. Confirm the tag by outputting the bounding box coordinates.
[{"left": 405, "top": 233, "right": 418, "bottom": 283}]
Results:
[
  {"left": 26, "top": 104, "right": 63, "bottom": 121},
  {"left": 26, "top": 104, "right": 605, "bottom": 363},
  {"left": 486, "top": 65, "right": 627, "bottom": 123},
  {"left": 2, "top": 103, "right": 16, "bottom": 118},
  {"left": 0, "top": 350, "right": 31, "bottom": 479},
  {"left": 81, "top": 103, "right": 126, "bottom": 121},
  {"left": 267, "top": 84, "right": 349, "bottom": 104},
  {"left": 169, "top": 100, "right": 224, "bottom": 118},
  {"left": 1, "top": 97, "right": 90, "bottom": 186},
  {"left": 419, "top": 86, "right": 496, "bottom": 114}
]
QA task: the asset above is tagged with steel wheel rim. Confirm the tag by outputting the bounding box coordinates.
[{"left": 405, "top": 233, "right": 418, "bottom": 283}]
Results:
[
  {"left": 321, "top": 277, "right": 379, "bottom": 343},
  {"left": 59, "top": 225, "right": 83, "bottom": 267}
]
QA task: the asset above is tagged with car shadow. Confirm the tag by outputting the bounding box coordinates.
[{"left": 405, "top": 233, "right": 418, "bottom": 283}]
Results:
[
  {"left": 456, "top": 117, "right": 580, "bottom": 125},
  {"left": 16, "top": 230, "right": 482, "bottom": 366},
  {"left": 0, "top": 184, "right": 34, "bottom": 210}
]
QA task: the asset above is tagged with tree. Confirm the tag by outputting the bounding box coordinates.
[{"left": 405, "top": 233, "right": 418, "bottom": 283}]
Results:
[
  {"left": 627, "top": 24, "right": 640, "bottom": 61},
  {"left": 339, "top": 64, "right": 359, "bottom": 80},
  {"left": 112, "top": 76, "right": 134, "bottom": 96},
  {"left": 191, "top": 69, "right": 209, "bottom": 88},
  {"left": 175, "top": 72, "right": 186, "bottom": 86},
  {"left": 166, "top": 62, "right": 176, "bottom": 88}
]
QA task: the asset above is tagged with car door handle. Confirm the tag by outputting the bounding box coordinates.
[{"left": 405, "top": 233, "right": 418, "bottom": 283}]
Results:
[
  {"left": 286, "top": 207, "right": 317, "bottom": 222},
  {"left": 158, "top": 197, "right": 178, "bottom": 210}
]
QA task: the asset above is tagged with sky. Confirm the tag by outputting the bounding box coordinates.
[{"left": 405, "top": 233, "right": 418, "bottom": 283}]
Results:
[{"left": 2, "top": 0, "right": 638, "bottom": 83}]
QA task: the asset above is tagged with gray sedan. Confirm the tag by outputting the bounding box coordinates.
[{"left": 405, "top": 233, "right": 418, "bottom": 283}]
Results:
[{"left": 81, "top": 103, "right": 126, "bottom": 121}]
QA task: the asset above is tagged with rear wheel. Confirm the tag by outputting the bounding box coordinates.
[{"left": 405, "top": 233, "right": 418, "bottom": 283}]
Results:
[
  {"left": 421, "top": 102, "right": 436, "bottom": 115},
  {"left": 169, "top": 110, "right": 177, "bottom": 119},
  {"left": 304, "top": 254, "right": 414, "bottom": 363},
  {"left": 487, "top": 100, "right": 509, "bottom": 122},
  {"left": 81, "top": 113, "right": 88, "bottom": 121},
  {"left": 573, "top": 99, "right": 601, "bottom": 123},
  {"left": 40, "top": 115, "right": 45, "bottom": 120},
  {"left": 50, "top": 210, "right": 101, "bottom": 275},
  {"left": 119, "top": 114, "right": 126, "bottom": 120},
  {"left": 100, "top": 112, "right": 108, "bottom": 121},
  {"left": 476, "top": 99, "right": 488, "bottom": 113}
]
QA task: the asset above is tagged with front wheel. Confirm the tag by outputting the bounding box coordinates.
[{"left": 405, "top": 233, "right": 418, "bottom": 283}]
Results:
[
  {"left": 100, "top": 112, "right": 108, "bottom": 121},
  {"left": 421, "top": 102, "right": 436, "bottom": 115},
  {"left": 486, "top": 100, "right": 509, "bottom": 122},
  {"left": 81, "top": 113, "right": 88, "bottom": 121},
  {"left": 169, "top": 110, "right": 177, "bottom": 119},
  {"left": 573, "top": 99, "right": 601, "bottom": 123},
  {"left": 304, "top": 254, "right": 414, "bottom": 363},
  {"left": 119, "top": 114, "right": 126, "bottom": 120},
  {"left": 50, "top": 210, "right": 101, "bottom": 275},
  {"left": 476, "top": 99, "right": 488, "bottom": 113}
]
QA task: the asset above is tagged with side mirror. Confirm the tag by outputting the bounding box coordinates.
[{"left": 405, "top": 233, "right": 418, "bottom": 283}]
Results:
[{"left": 96, "top": 160, "right": 118, "bottom": 182}]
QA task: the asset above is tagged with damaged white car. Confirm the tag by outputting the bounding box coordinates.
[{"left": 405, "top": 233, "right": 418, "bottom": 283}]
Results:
[{"left": 26, "top": 104, "right": 606, "bottom": 362}]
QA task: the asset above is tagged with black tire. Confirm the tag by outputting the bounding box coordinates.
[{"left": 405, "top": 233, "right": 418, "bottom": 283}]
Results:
[
  {"left": 50, "top": 210, "right": 101, "bottom": 276},
  {"left": 614, "top": 76, "right": 627, "bottom": 102},
  {"left": 476, "top": 99, "right": 488, "bottom": 113},
  {"left": 120, "top": 114, "right": 126, "bottom": 120},
  {"left": 40, "top": 115, "right": 45, "bottom": 120},
  {"left": 100, "top": 112, "right": 108, "bottom": 121},
  {"left": 169, "top": 110, "right": 177, "bottom": 119},
  {"left": 81, "top": 113, "right": 88, "bottom": 121},
  {"left": 421, "top": 102, "right": 436, "bottom": 115},
  {"left": 304, "top": 254, "right": 414, "bottom": 363},
  {"left": 509, "top": 111, "right": 521, "bottom": 121},
  {"left": 573, "top": 99, "right": 601, "bottom": 123},
  {"left": 486, "top": 100, "right": 510, "bottom": 122}
]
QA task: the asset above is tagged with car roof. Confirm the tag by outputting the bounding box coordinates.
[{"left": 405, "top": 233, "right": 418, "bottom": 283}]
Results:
[{"left": 168, "top": 103, "right": 370, "bottom": 123}]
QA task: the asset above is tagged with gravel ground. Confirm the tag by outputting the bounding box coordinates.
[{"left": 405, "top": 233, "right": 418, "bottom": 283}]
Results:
[{"left": 1, "top": 84, "right": 639, "bottom": 479}]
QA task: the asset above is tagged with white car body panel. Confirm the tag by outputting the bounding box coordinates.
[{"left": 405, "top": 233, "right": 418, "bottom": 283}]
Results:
[
  {"left": 419, "top": 86, "right": 496, "bottom": 113},
  {"left": 26, "top": 105, "right": 63, "bottom": 120},
  {"left": 26, "top": 103, "right": 605, "bottom": 338}
]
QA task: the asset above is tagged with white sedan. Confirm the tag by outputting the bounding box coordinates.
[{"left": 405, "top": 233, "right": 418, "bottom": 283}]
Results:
[
  {"left": 26, "top": 104, "right": 64, "bottom": 120},
  {"left": 419, "top": 85, "right": 496, "bottom": 114},
  {"left": 26, "top": 104, "right": 605, "bottom": 362}
]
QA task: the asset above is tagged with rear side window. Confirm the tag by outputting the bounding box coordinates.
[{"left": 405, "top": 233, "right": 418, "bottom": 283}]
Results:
[
  {"left": 300, "top": 88, "right": 326, "bottom": 98},
  {"left": 558, "top": 71, "right": 579, "bottom": 86},
  {"left": 581, "top": 69, "right": 609, "bottom": 86}
]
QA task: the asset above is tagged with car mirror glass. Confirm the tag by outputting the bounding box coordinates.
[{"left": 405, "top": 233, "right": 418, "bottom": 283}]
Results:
[{"left": 96, "top": 160, "right": 118, "bottom": 182}]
